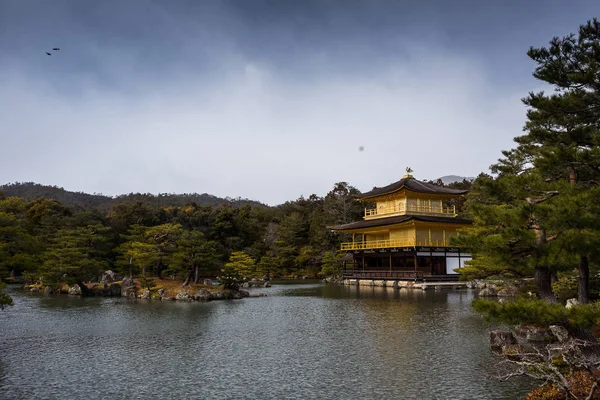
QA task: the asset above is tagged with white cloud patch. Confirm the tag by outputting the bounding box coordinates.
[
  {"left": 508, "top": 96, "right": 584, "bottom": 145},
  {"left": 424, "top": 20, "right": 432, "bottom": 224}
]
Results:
[{"left": 0, "top": 45, "right": 526, "bottom": 205}]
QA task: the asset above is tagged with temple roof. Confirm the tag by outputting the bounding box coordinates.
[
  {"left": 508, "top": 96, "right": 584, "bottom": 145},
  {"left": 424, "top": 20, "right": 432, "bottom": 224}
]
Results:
[
  {"left": 356, "top": 177, "right": 468, "bottom": 200},
  {"left": 329, "top": 215, "right": 472, "bottom": 231}
]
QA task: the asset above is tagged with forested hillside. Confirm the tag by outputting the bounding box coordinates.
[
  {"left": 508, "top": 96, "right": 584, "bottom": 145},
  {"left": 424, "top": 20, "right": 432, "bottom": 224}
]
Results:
[
  {"left": 0, "top": 182, "right": 362, "bottom": 286},
  {"left": 0, "top": 182, "right": 266, "bottom": 211}
]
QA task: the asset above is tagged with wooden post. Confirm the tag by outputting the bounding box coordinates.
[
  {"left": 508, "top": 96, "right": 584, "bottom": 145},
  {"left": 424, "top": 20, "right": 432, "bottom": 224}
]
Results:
[
  {"left": 362, "top": 253, "right": 365, "bottom": 272},
  {"left": 389, "top": 252, "right": 392, "bottom": 274},
  {"left": 414, "top": 254, "right": 418, "bottom": 279}
]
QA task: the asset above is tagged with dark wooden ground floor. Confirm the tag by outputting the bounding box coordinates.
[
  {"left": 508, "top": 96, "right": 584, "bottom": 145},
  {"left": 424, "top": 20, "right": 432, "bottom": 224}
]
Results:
[{"left": 342, "top": 247, "right": 470, "bottom": 282}]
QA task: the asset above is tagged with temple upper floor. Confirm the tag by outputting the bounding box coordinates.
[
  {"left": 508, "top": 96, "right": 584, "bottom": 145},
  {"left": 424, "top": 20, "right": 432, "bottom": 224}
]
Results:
[
  {"left": 357, "top": 170, "right": 468, "bottom": 220},
  {"left": 363, "top": 196, "right": 457, "bottom": 219}
]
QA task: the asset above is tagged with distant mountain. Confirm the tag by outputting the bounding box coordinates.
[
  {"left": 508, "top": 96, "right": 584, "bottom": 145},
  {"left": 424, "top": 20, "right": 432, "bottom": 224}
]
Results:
[
  {"left": 437, "top": 175, "right": 475, "bottom": 185},
  {"left": 0, "top": 182, "right": 267, "bottom": 210}
]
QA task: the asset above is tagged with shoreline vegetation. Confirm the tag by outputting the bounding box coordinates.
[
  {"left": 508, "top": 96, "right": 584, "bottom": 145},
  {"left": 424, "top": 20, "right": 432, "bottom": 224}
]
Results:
[{"left": 21, "top": 276, "right": 270, "bottom": 301}]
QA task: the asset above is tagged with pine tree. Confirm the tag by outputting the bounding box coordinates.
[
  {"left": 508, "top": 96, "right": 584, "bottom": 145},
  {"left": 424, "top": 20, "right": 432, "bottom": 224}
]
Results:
[
  {"left": 508, "top": 18, "right": 600, "bottom": 302},
  {"left": 320, "top": 251, "right": 344, "bottom": 279},
  {"left": 453, "top": 171, "right": 561, "bottom": 302},
  {"left": 41, "top": 225, "right": 112, "bottom": 295},
  {"left": 220, "top": 251, "right": 256, "bottom": 289},
  {"left": 171, "top": 230, "right": 223, "bottom": 285}
]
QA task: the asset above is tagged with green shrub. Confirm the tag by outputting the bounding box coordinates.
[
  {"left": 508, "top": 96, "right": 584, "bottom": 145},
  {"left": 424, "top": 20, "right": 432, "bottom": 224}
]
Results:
[
  {"left": 552, "top": 273, "right": 578, "bottom": 303},
  {"left": 473, "top": 298, "right": 600, "bottom": 329}
]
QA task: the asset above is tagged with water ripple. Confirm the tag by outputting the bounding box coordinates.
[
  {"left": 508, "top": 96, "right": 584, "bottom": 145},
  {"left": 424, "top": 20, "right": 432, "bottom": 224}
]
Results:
[{"left": 0, "top": 285, "right": 532, "bottom": 399}]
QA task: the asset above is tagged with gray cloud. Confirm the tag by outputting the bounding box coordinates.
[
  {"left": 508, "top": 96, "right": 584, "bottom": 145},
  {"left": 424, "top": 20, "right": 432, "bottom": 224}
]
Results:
[{"left": 0, "top": 0, "right": 596, "bottom": 204}]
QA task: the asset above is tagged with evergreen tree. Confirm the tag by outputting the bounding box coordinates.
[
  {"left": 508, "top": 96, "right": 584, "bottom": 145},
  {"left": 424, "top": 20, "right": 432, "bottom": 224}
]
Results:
[
  {"left": 171, "top": 230, "right": 223, "bottom": 285},
  {"left": 274, "top": 212, "right": 309, "bottom": 274},
  {"left": 116, "top": 225, "right": 159, "bottom": 278},
  {"left": 320, "top": 251, "right": 344, "bottom": 279},
  {"left": 140, "top": 223, "right": 183, "bottom": 277},
  {"left": 220, "top": 251, "right": 256, "bottom": 289},
  {"left": 453, "top": 171, "right": 562, "bottom": 302},
  {"left": 256, "top": 254, "right": 280, "bottom": 279},
  {"left": 506, "top": 18, "right": 600, "bottom": 302},
  {"left": 323, "top": 182, "right": 363, "bottom": 225},
  {"left": 0, "top": 197, "right": 42, "bottom": 280},
  {"left": 223, "top": 251, "right": 256, "bottom": 279},
  {"left": 41, "top": 225, "right": 112, "bottom": 295}
]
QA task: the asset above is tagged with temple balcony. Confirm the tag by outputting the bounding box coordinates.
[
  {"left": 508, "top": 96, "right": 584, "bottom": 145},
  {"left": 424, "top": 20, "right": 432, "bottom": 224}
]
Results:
[
  {"left": 364, "top": 204, "right": 456, "bottom": 219},
  {"left": 340, "top": 238, "right": 450, "bottom": 251}
]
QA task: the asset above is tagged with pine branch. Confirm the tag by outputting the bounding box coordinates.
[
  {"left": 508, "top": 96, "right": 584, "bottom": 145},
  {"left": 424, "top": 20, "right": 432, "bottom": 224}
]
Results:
[{"left": 526, "top": 191, "right": 560, "bottom": 204}]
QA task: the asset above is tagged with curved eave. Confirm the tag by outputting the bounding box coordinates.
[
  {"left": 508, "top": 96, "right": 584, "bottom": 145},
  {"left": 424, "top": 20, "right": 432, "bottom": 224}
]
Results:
[
  {"left": 329, "top": 215, "right": 472, "bottom": 232},
  {"left": 356, "top": 186, "right": 468, "bottom": 201}
]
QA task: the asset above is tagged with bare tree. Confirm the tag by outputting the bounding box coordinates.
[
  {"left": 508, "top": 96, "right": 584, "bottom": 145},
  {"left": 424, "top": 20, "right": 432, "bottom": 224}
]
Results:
[{"left": 496, "top": 338, "right": 600, "bottom": 400}]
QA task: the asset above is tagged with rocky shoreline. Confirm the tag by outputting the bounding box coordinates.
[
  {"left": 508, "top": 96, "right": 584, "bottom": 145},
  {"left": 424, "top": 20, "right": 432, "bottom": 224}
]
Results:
[{"left": 24, "top": 273, "right": 269, "bottom": 302}]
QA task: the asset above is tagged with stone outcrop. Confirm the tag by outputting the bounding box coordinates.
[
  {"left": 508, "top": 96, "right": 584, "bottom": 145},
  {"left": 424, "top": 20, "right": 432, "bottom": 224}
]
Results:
[
  {"left": 121, "top": 277, "right": 137, "bottom": 298},
  {"left": 566, "top": 298, "right": 580, "bottom": 309},
  {"left": 212, "top": 292, "right": 226, "bottom": 300},
  {"left": 549, "top": 325, "right": 570, "bottom": 343},
  {"left": 100, "top": 270, "right": 116, "bottom": 285},
  {"left": 478, "top": 286, "right": 498, "bottom": 297},
  {"left": 243, "top": 279, "right": 272, "bottom": 288},
  {"left": 139, "top": 290, "right": 151, "bottom": 299},
  {"left": 231, "top": 291, "right": 242, "bottom": 299},
  {"left": 43, "top": 286, "right": 52, "bottom": 296},
  {"left": 102, "top": 283, "right": 121, "bottom": 297},
  {"left": 68, "top": 285, "right": 81, "bottom": 296},
  {"left": 514, "top": 325, "right": 550, "bottom": 343},
  {"left": 194, "top": 289, "right": 213, "bottom": 301},
  {"left": 497, "top": 286, "right": 519, "bottom": 297},
  {"left": 490, "top": 330, "right": 518, "bottom": 352},
  {"left": 175, "top": 291, "right": 192, "bottom": 301}
]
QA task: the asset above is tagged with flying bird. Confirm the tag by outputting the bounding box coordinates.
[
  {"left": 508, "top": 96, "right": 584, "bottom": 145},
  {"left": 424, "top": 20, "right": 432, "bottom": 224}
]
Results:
[
  {"left": 46, "top": 52, "right": 52, "bottom": 56},
  {"left": 52, "top": 48, "right": 60, "bottom": 51}
]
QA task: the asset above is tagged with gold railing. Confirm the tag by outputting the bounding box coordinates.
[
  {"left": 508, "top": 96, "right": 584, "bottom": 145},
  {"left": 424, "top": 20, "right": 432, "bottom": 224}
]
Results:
[
  {"left": 340, "top": 238, "right": 450, "bottom": 251},
  {"left": 364, "top": 204, "right": 456, "bottom": 219}
]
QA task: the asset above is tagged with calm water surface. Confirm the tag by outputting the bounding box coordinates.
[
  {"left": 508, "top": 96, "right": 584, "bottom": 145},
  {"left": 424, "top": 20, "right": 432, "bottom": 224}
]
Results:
[{"left": 0, "top": 284, "right": 532, "bottom": 399}]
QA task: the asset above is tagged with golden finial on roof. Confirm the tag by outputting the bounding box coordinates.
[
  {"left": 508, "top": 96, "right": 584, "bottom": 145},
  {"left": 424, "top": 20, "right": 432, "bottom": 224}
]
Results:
[{"left": 402, "top": 167, "right": 414, "bottom": 179}]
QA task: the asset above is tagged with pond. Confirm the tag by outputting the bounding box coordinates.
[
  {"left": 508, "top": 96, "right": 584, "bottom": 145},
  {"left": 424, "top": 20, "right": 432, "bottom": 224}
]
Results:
[{"left": 0, "top": 284, "right": 532, "bottom": 399}]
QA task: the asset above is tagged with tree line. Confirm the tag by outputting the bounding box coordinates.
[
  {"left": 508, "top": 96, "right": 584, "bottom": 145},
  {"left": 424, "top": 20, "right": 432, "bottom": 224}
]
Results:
[
  {"left": 0, "top": 182, "right": 266, "bottom": 211},
  {"left": 0, "top": 182, "right": 373, "bottom": 290}
]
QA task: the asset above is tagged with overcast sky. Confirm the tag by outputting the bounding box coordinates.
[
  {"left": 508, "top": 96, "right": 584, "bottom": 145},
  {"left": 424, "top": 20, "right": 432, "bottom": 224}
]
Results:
[{"left": 0, "top": 1, "right": 597, "bottom": 205}]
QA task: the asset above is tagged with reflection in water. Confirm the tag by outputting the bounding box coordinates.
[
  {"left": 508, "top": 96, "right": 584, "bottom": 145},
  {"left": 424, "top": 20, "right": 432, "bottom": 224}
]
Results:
[{"left": 0, "top": 284, "right": 532, "bottom": 399}]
